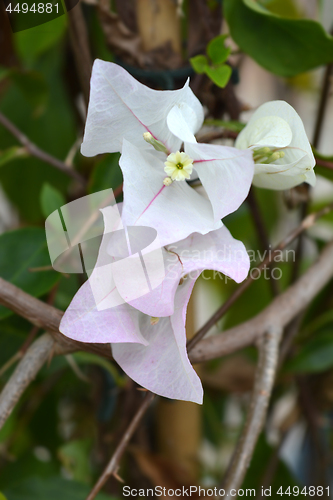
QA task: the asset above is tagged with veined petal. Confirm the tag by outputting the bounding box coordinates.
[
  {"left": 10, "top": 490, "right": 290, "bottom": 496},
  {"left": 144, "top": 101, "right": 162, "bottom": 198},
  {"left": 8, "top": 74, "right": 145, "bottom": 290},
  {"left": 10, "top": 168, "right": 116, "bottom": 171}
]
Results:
[
  {"left": 171, "top": 225, "right": 250, "bottom": 284},
  {"left": 112, "top": 276, "right": 203, "bottom": 404},
  {"left": 167, "top": 102, "right": 203, "bottom": 144},
  {"left": 59, "top": 204, "right": 149, "bottom": 345},
  {"left": 59, "top": 279, "right": 148, "bottom": 345},
  {"left": 185, "top": 142, "right": 254, "bottom": 222},
  {"left": 237, "top": 115, "right": 293, "bottom": 149},
  {"left": 253, "top": 154, "right": 316, "bottom": 190},
  {"left": 120, "top": 140, "right": 222, "bottom": 247},
  {"left": 123, "top": 224, "right": 250, "bottom": 318},
  {"left": 81, "top": 60, "right": 203, "bottom": 157}
]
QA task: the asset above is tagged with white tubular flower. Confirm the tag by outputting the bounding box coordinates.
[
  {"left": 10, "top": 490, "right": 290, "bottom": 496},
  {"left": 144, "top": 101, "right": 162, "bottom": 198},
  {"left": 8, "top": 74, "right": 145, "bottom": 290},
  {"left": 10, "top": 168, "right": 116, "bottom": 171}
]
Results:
[
  {"left": 235, "top": 101, "right": 316, "bottom": 190},
  {"left": 164, "top": 151, "right": 194, "bottom": 181}
]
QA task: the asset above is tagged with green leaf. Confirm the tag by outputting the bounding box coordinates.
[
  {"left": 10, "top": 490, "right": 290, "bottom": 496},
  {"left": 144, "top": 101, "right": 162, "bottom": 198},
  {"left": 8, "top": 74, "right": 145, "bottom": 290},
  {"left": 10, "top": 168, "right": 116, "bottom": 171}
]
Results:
[
  {"left": 2, "top": 476, "right": 115, "bottom": 500},
  {"left": 315, "top": 165, "right": 333, "bottom": 182},
  {"left": 189, "top": 55, "right": 209, "bottom": 74},
  {"left": 0, "top": 228, "right": 60, "bottom": 319},
  {"left": 0, "top": 48, "right": 75, "bottom": 222},
  {"left": 286, "top": 330, "right": 333, "bottom": 373},
  {"left": 0, "top": 493, "right": 7, "bottom": 500},
  {"left": 262, "top": 0, "right": 301, "bottom": 18},
  {"left": 10, "top": 70, "right": 49, "bottom": 113},
  {"left": 88, "top": 153, "right": 122, "bottom": 194},
  {"left": 204, "top": 64, "right": 232, "bottom": 88},
  {"left": 40, "top": 183, "right": 66, "bottom": 218},
  {"left": 207, "top": 35, "right": 231, "bottom": 64},
  {"left": 14, "top": 16, "right": 67, "bottom": 66},
  {"left": 0, "top": 147, "right": 28, "bottom": 167},
  {"left": 224, "top": 0, "right": 333, "bottom": 77}
]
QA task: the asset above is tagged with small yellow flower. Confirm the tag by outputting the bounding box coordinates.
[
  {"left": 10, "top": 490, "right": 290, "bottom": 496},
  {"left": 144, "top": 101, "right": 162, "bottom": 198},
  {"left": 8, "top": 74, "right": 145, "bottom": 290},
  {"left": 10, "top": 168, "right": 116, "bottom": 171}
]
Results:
[{"left": 164, "top": 151, "right": 194, "bottom": 181}]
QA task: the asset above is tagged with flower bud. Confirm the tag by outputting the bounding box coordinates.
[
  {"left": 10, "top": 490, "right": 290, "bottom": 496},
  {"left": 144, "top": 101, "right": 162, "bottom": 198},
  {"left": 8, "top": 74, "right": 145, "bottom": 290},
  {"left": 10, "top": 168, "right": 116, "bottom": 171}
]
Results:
[
  {"left": 163, "top": 177, "right": 173, "bottom": 186},
  {"left": 143, "top": 132, "right": 169, "bottom": 154}
]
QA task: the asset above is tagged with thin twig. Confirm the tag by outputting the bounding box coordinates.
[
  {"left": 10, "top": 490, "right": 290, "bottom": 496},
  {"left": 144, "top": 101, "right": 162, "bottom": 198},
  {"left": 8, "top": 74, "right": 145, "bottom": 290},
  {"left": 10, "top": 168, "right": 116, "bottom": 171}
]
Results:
[
  {"left": 246, "top": 187, "right": 279, "bottom": 296},
  {"left": 221, "top": 325, "right": 283, "bottom": 497},
  {"left": 68, "top": 4, "right": 93, "bottom": 107},
  {"left": 0, "top": 112, "right": 86, "bottom": 185},
  {"left": 297, "top": 376, "right": 329, "bottom": 488},
  {"left": 0, "top": 351, "right": 23, "bottom": 378},
  {"left": 86, "top": 391, "right": 155, "bottom": 500},
  {"left": 187, "top": 202, "right": 333, "bottom": 351},
  {"left": 0, "top": 276, "right": 111, "bottom": 360},
  {"left": 0, "top": 333, "right": 55, "bottom": 430},
  {"left": 290, "top": 200, "right": 308, "bottom": 284},
  {"left": 189, "top": 241, "right": 333, "bottom": 364},
  {"left": 312, "top": 59, "right": 333, "bottom": 149}
]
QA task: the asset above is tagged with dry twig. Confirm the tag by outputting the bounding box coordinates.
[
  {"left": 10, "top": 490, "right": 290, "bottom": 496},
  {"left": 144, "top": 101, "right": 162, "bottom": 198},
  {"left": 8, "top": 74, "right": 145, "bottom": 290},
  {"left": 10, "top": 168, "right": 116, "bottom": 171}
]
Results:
[
  {"left": 0, "top": 277, "right": 111, "bottom": 360},
  {"left": 0, "top": 112, "right": 86, "bottom": 185},
  {"left": 221, "top": 326, "right": 283, "bottom": 497},
  {"left": 86, "top": 391, "right": 155, "bottom": 500},
  {"left": 246, "top": 187, "right": 280, "bottom": 297},
  {"left": 190, "top": 241, "right": 333, "bottom": 363},
  {"left": 0, "top": 333, "right": 55, "bottom": 429},
  {"left": 187, "top": 202, "right": 333, "bottom": 351},
  {"left": 68, "top": 4, "right": 93, "bottom": 106}
]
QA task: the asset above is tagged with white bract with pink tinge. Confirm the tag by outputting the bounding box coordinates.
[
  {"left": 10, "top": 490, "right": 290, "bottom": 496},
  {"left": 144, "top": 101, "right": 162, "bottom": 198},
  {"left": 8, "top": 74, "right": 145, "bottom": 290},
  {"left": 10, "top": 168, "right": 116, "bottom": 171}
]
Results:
[
  {"left": 58, "top": 60, "right": 256, "bottom": 404},
  {"left": 81, "top": 60, "right": 254, "bottom": 247},
  {"left": 236, "top": 100, "right": 316, "bottom": 190},
  {"left": 59, "top": 213, "right": 250, "bottom": 404}
]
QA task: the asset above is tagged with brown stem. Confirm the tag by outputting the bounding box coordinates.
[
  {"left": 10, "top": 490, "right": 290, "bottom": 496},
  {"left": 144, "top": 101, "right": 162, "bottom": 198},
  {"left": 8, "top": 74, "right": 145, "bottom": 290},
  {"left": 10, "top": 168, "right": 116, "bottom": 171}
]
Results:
[
  {"left": 0, "top": 333, "right": 55, "bottom": 430},
  {"left": 187, "top": 202, "right": 333, "bottom": 352},
  {"left": 85, "top": 391, "right": 155, "bottom": 500},
  {"left": 246, "top": 187, "right": 279, "bottom": 297},
  {"left": 312, "top": 59, "right": 333, "bottom": 149},
  {"left": 189, "top": 241, "right": 333, "bottom": 364},
  {"left": 0, "top": 277, "right": 112, "bottom": 360},
  {"left": 0, "top": 112, "right": 86, "bottom": 185},
  {"left": 221, "top": 326, "right": 283, "bottom": 497},
  {"left": 68, "top": 3, "right": 93, "bottom": 107}
]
